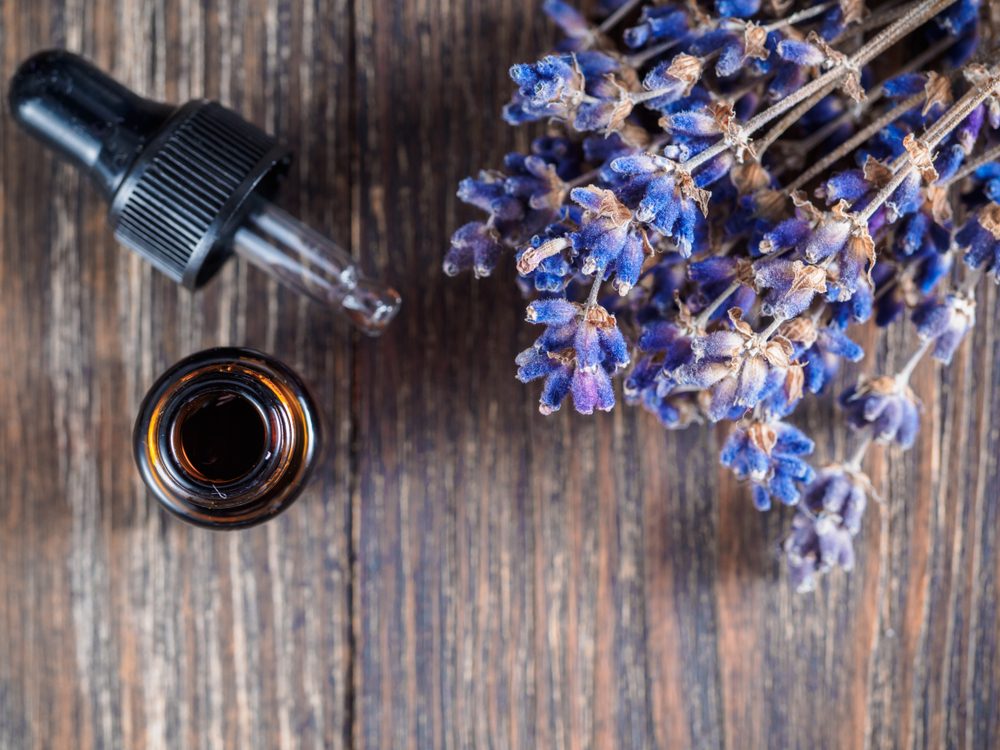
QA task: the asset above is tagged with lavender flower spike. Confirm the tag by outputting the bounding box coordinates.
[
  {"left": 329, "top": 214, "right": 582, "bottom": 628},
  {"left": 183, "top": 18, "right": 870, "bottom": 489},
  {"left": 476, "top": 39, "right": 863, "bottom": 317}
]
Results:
[
  {"left": 912, "top": 293, "right": 976, "bottom": 364},
  {"left": 839, "top": 376, "right": 921, "bottom": 449},
  {"left": 447, "top": 0, "right": 999, "bottom": 592},
  {"left": 785, "top": 468, "right": 868, "bottom": 592},
  {"left": 721, "top": 420, "right": 816, "bottom": 510}
]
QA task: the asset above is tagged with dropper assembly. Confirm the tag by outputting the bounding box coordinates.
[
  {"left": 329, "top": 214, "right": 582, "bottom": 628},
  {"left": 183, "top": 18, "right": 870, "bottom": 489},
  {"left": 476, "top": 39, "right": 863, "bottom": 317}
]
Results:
[{"left": 8, "top": 50, "right": 400, "bottom": 335}]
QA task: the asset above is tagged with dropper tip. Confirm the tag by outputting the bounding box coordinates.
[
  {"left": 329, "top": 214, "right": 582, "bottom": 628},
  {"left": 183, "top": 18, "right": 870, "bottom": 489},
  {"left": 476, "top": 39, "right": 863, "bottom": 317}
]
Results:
[{"left": 342, "top": 282, "right": 402, "bottom": 336}]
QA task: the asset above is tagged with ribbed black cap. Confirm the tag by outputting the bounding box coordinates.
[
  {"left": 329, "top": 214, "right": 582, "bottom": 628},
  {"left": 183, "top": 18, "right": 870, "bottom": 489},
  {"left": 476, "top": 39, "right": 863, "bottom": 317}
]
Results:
[
  {"left": 109, "top": 101, "right": 291, "bottom": 287},
  {"left": 9, "top": 51, "right": 291, "bottom": 289}
]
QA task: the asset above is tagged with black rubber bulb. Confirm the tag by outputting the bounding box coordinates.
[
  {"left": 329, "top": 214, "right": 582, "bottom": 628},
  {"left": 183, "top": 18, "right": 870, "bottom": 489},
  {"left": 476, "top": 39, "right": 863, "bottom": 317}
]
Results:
[{"left": 9, "top": 50, "right": 175, "bottom": 199}]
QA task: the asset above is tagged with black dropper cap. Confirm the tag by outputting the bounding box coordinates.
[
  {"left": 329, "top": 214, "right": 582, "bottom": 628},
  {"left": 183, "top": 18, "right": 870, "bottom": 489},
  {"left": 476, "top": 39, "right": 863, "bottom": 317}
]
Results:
[
  {"left": 9, "top": 49, "right": 291, "bottom": 287},
  {"left": 8, "top": 50, "right": 400, "bottom": 334}
]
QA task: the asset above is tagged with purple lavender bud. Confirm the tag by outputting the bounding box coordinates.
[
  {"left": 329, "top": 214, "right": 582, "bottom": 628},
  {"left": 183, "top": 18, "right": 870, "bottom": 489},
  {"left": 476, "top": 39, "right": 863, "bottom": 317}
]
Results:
[
  {"left": 458, "top": 174, "right": 517, "bottom": 217},
  {"left": 569, "top": 185, "right": 611, "bottom": 213},
  {"left": 637, "top": 320, "right": 693, "bottom": 371},
  {"left": 958, "top": 205, "right": 1000, "bottom": 279},
  {"left": 876, "top": 123, "right": 908, "bottom": 158},
  {"left": 571, "top": 367, "right": 615, "bottom": 414},
  {"left": 885, "top": 170, "right": 923, "bottom": 223},
  {"left": 913, "top": 244, "right": 953, "bottom": 295},
  {"left": 526, "top": 297, "right": 579, "bottom": 326},
  {"left": 506, "top": 51, "right": 619, "bottom": 125},
  {"left": 503, "top": 94, "right": 546, "bottom": 125},
  {"left": 612, "top": 157, "right": 708, "bottom": 257},
  {"left": 694, "top": 152, "right": 734, "bottom": 188},
  {"left": 504, "top": 157, "right": 563, "bottom": 211},
  {"left": 637, "top": 320, "right": 677, "bottom": 351},
  {"left": 624, "top": 6, "right": 689, "bottom": 49},
  {"left": 574, "top": 318, "right": 604, "bottom": 370},
  {"left": 936, "top": 0, "right": 981, "bottom": 36},
  {"left": 542, "top": 0, "right": 591, "bottom": 41},
  {"left": 516, "top": 345, "right": 560, "bottom": 382},
  {"left": 641, "top": 59, "right": 701, "bottom": 107},
  {"left": 573, "top": 101, "right": 615, "bottom": 132},
  {"left": 624, "top": 355, "right": 660, "bottom": 399},
  {"left": 538, "top": 320, "right": 580, "bottom": 352},
  {"left": 677, "top": 312, "right": 797, "bottom": 421},
  {"left": 974, "top": 163, "right": 1000, "bottom": 198},
  {"left": 839, "top": 376, "right": 921, "bottom": 449},
  {"left": 609, "top": 152, "right": 659, "bottom": 177},
  {"left": 882, "top": 72, "right": 926, "bottom": 98},
  {"left": 898, "top": 211, "right": 930, "bottom": 256},
  {"left": 509, "top": 55, "right": 578, "bottom": 105},
  {"left": 874, "top": 283, "right": 907, "bottom": 328},
  {"left": 734, "top": 356, "right": 769, "bottom": 407},
  {"left": 611, "top": 231, "right": 646, "bottom": 295},
  {"left": 912, "top": 293, "right": 976, "bottom": 364},
  {"left": 445, "top": 222, "right": 504, "bottom": 277},
  {"left": 690, "top": 256, "right": 740, "bottom": 287},
  {"left": 721, "top": 423, "right": 773, "bottom": 482},
  {"left": 716, "top": 0, "right": 760, "bottom": 19},
  {"left": 675, "top": 203, "right": 704, "bottom": 258},
  {"left": 691, "top": 328, "right": 745, "bottom": 361},
  {"left": 802, "top": 325, "right": 864, "bottom": 394},
  {"left": 829, "top": 276, "right": 874, "bottom": 327},
  {"left": 540, "top": 364, "right": 574, "bottom": 415},
  {"left": 785, "top": 468, "right": 868, "bottom": 592},
  {"left": 576, "top": 49, "right": 623, "bottom": 79},
  {"left": 768, "top": 62, "right": 807, "bottom": 100},
  {"left": 635, "top": 172, "right": 682, "bottom": 229},
  {"left": 569, "top": 187, "right": 636, "bottom": 276},
  {"left": 715, "top": 40, "right": 746, "bottom": 79},
  {"left": 956, "top": 104, "right": 985, "bottom": 154},
  {"left": 759, "top": 218, "right": 811, "bottom": 255},
  {"left": 818, "top": 170, "right": 870, "bottom": 204},
  {"left": 754, "top": 258, "right": 828, "bottom": 319},
  {"left": 803, "top": 214, "right": 852, "bottom": 263},
  {"left": 776, "top": 39, "right": 825, "bottom": 67},
  {"left": 689, "top": 28, "right": 735, "bottom": 55},
  {"left": 817, "top": 5, "right": 848, "bottom": 40},
  {"left": 664, "top": 111, "right": 721, "bottom": 138},
  {"left": 599, "top": 323, "right": 631, "bottom": 370}
]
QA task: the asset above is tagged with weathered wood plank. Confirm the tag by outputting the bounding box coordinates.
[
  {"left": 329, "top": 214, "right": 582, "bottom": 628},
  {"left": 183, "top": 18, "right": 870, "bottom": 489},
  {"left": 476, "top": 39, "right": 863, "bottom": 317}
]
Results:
[
  {"left": 351, "top": 3, "right": 1000, "bottom": 750},
  {"left": 0, "top": 0, "right": 354, "bottom": 747},
  {"left": 3, "top": 0, "right": 1000, "bottom": 748}
]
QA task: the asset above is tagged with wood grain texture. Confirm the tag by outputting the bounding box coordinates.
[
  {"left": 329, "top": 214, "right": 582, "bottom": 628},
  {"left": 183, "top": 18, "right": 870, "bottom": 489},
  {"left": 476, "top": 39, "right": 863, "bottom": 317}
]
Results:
[
  {"left": 1, "top": 0, "right": 999, "bottom": 748},
  {"left": 0, "top": 0, "right": 355, "bottom": 747}
]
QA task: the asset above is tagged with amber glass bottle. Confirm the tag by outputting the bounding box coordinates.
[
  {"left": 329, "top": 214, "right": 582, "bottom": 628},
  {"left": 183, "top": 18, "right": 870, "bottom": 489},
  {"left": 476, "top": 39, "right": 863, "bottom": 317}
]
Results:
[{"left": 134, "top": 348, "right": 321, "bottom": 529}]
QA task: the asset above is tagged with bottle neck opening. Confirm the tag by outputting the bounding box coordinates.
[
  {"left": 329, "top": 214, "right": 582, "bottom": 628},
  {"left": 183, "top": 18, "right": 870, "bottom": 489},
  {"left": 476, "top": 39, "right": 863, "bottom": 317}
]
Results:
[
  {"left": 173, "top": 389, "right": 269, "bottom": 485},
  {"left": 134, "top": 347, "right": 320, "bottom": 529}
]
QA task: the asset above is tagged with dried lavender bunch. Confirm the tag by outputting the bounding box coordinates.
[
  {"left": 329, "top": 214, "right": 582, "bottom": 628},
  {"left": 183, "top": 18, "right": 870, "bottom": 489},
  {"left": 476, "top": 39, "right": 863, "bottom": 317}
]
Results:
[{"left": 445, "top": 0, "right": 999, "bottom": 591}]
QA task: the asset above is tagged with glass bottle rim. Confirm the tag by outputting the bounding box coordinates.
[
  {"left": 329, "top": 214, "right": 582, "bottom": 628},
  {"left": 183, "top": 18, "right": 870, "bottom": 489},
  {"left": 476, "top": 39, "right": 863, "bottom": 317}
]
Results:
[{"left": 134, "top": 347, "right": 320, "bottom": 529}]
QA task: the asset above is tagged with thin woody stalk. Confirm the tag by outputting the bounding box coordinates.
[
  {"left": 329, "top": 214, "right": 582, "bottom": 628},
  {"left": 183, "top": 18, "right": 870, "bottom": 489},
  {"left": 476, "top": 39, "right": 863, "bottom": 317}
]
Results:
[
  {"left": 844, "top": 433, "right": 873, "bottom": 471},
  {"left": 626, "top": 1, "right": 834, "bottom": 67},
  {"left": 784, "top": 91, "right": 927, "bottom": 192},
  {"left": 762, "top": 35, "right": 957, "bottom": 161},
  {"left": 694, "top": 280, "right": 742, "bottom": 328},
  {"left": 684, "top": 0, "right": 958, "bottom": 171},
  {"left": 861, "top": 74, "right": 1000, "bottom": 221},
  {"left": 942, "top": 142, "right": 1000, "bottom": 186},
  {"left": 598, "top": 0, "right": 641, "bottom": 33}
]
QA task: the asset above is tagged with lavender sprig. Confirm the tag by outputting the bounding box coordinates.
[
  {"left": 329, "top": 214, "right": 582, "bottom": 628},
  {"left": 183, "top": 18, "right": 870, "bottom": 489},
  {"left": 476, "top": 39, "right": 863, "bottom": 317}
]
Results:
[{"left": 446, "top": 0, "right": 998, "bottom": 591}]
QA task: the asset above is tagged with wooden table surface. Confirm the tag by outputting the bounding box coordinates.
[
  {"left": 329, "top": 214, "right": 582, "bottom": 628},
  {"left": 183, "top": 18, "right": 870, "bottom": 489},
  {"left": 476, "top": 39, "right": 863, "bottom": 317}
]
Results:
[{"left": 2, "top": 0, "right": 999, "bottom": 748}]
